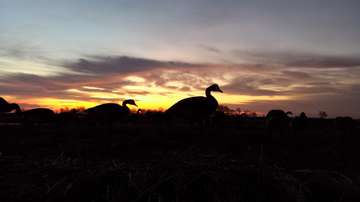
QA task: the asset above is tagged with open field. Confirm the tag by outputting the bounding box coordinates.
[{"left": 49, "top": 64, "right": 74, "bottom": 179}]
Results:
[{"left": 1, "top": 116, "right": 360, "bottom": 202}]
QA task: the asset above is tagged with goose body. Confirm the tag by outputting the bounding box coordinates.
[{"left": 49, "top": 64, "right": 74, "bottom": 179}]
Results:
[
  {"left": 166, "top": 84, "right": 223, "bottom": 122},
  {"left": 291, "top": 112, "right": 308, "bottom": 134},
  {"left": 23, "top": 108, "right": 56, "bottom": 123},
  {"left": 335, "top": 116, "right": 357, "bottom": 133},
  {"left": 0, "top": 97, "right": 21, "bottom": 113},
  {"left": 57, "top": 109, "right": 81, "bottom": 124},
  {"left": 266, "top": 109, "right": 292, "bottom": 135},
  {"left": 85, "top": 99, "right": 137, "bottom": 122},
  {"left": 86, "top": 103, "right": 127, "bottom": 115}
]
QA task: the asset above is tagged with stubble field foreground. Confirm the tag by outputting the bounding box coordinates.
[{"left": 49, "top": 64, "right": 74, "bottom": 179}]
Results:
[{"left": 0, "top": 116, "right": 360, "bottom": 202}]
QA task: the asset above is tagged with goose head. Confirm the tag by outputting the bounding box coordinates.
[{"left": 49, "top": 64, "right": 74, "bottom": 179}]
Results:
[
  {"left": 10, "top": 103, "right": 21, "bottom": 113},
  {"left": 207, "top": 84, "right": 223, "bottom": 93},
  {"left": 123, "top": 99, "right": 137, "bottom": 107}
]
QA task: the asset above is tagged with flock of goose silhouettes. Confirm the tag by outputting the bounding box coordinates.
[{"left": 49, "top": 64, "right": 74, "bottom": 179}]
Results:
[
  {"left": 0, "top": 84, "right": 224, "bottom": 124},
  {"left": 0, "top": 84, "right": 356, "bottom": 134}
]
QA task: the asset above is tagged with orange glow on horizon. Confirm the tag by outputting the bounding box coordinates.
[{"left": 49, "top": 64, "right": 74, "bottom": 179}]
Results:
[
  {"left": 5, "top": 74, "right": 293, "bottom": 112},
  {"left": 30, "top": 98, "right": 98, "bottom": 111},
  {"left": 9, "top": 91, "right": 293, "bottom": 112}
]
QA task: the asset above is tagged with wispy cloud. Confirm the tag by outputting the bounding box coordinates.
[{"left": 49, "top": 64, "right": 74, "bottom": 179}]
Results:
[
  {"left": 199, "top": 45, "right": 222, "bottom": 53},
  {"left": 62, "top": 55, "right": 198, "bottom": 75},
  {"left": 1, "top": 53, "right": 359, "bottom": 116},
  {"left": 233, "top": 50, "right": 360, "bottom": 68}
]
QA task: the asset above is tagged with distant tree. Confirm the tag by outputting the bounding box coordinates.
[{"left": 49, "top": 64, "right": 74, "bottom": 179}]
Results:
[
  {"left": 235, "top": 107, "right": 242, "bottom": 115},
  {"left": 319, "top": 111, "right": 328, "bottom": 119},
  {"left": 59, "top": 107, "right": 85, "bottom": 113},
  {"left": 60, "top": 107, "right": 70, "bottom": 113},
  {"left": 249, "top": 112, "right": 258, "bottom": 117},
  {"left": 216, "top": 105, "right": 257, "bottom": 117},
  {"left": 240, "top": 109, "right": 258, "bottom": 117},
  {"left": 217, "top": 105, "right": 235, "bottom": 115}
]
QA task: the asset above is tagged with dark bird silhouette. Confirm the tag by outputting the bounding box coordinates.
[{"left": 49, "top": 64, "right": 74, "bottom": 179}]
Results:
[
  {"left": 334, "top": 116, "right": 358, "bottom": 169},
  {"left": 335, "top": 116, "right": 357, "bottom": 135},
  {"left": 166, "top": 84, "right": 223, "bottom": 123},
  {"left": 266, "top": 109, "right": 292, "bottom": 137},
  {"left": 57, "top": 109, "right": 81, "bottom": 125},
  {"left": 23, "top": 108, "right": 56, "bottom": 124},
  {"left": 84, "top": 99, "right": 137, "bottom": 123},
  {"left": 291, "top": 112, "right": 308, "bottom": 135},
  {"left": 0, "top": 97, "right": 21, "bottom": 113}
]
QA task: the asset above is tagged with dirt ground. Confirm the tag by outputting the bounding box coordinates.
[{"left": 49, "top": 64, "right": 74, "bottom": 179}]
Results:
[{"left": 1, "top": 117, "right": 360, "bottom": 202}]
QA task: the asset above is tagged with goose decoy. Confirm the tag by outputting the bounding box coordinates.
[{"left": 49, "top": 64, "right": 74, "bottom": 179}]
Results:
[
  {"left": 0, "top": 97, "right": 21, "bottom": 113},
  {"left": 57, "top": 109, "right": 81, "bottom": 124},
  {"left": 166, "top": 84, "right": 223, "bottom": 122},
  {"left": 335, "top": 116, "right": 357, "bottom": 135},
  {"left": 291, "top": 112, "right": 308, "bottom": 135},
  {"left": 23, "top": 108, "right": 56, "bottom": 124},
  {"left": 85, "top": 99, "right": 137, "bottom": 123},
  {"left": 266, "top": 109, "right": 292, "bottom": 136}
]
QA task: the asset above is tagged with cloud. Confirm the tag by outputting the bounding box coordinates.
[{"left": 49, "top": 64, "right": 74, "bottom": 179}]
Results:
[
  {"left": 221, "top": 69, "right": 343, "bottom": 97},
  {"left": 0, "top": 73, "right": 77, "bottom": 98},
  {"left": 199, "top": 45, "right": 222, "bottom": 53},
  {"left": 234, "top": 50, "right": 360, "bottom": 68},
  {"left": 257, "top": 78, "right": 292, "bottom": 85},
  {"left": 0, "top": 40, "right": 48, "bottom": 61},
  {"left": 281, "top": 70, "right": 312, "bottom": 79},
  {"left": 285, "top": 55, "right": 360, "bottom": 68},
  {"left": 62, "top": 55, "right": 198, "bottom": 75},
  {"left": 289, "top": 86, "right": 339, "bottom": 95},
  {"left": 0, "top": 55, "right": 218, "bottom": 104},
  {"left": 1, "top": 53, "right": 360, "bottom": 117},
  {"left": 0, "top": 55, "right": 230, "bottom": 111},
  {"left": 222, "top": 78, "right": 284, "bottom": 96}
]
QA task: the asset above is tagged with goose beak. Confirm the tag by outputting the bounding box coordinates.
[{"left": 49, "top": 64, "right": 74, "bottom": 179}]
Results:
[{"left": 218, "top": 89, "right": 223, "bottom": 93}]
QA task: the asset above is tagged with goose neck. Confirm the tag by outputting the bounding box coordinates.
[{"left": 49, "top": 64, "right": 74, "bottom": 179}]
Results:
[
  {"left": 13, "top": 104, "right": 21, "bottom": 113},
  {"left": 122, "top": 102, "right": 130, "bottom": 110},
  {"left": 206, "top": 88, "right": 214, "bottom": 98}
]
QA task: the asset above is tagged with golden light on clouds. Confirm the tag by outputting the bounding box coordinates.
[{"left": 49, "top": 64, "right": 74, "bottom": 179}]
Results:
[
  {"left": 0, "top": 58, "right": 72, "bottom": 76},
  {"left": 124, "top": 76, "right": 146, "bottom": 83},
  {"left": 122, "top": 84, "right": 170, "bottom": 94},
  {"left": 66, "top": 88, "right": 119, "bottom": 100},
  {"left": 30, "top": 98, "right": 97, "bottom": 110},
  {"left": 220, "top": 94, "right": 293, "bottom": 105},
  {"left": 82, "top": 86, "right": 105, "bottom": 91},
  {"left": 27, "top": 78, "right": 292, "bottom": 112},
  {"left": 133, "top": 94, "right": 185, "bottom": 110},
  {"left": 1, "top": 61, "right": 299, "bottom": 114}
]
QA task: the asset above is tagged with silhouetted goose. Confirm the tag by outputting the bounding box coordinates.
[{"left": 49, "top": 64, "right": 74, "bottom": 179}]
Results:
[
  {"left": 23, "top": 108, "right": 56, "bottom": 124},
  {"left": 85, "top": 99, "right": 137, "bottom": 122},
  {"left": 166, "top": 84, "right": 223, "bottom": 122},
  {"left": 291, "top": 112, "right": 308, "bottom": 135},
  {"left": 0, "top": 97, "right": 21, "bottom": 113},
  {"left": 57, "top": 109, "right": 81, "bottom": 124},
  {"left": 266, "top": 109, "right": 292, "bottom": 136},
  {"left": 335, "top": 116, "right": 357, "bottom": 135}
]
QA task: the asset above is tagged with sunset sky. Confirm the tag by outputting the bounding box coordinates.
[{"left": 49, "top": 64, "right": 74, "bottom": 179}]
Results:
[{"left": 1, "top": 0, "right": 360, "bottom": 117}]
